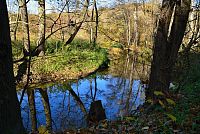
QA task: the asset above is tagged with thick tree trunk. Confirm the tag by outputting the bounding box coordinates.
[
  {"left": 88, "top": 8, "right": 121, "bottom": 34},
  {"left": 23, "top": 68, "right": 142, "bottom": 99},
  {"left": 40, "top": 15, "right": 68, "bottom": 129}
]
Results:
[
  {"left": 87, "top": 100, "right": 106, "bottom": 126},
  {"left": 19, "top": 0, "right": 30, "bottom": 55},
  {"left": 148, "top": 0, "right": 191, "bottom": 95},
  {"left": 0, "top": 1, "right": 25, "bottom": 133},
  {"left": 37, "top": 0, "right": 46, "bottom": 56}
]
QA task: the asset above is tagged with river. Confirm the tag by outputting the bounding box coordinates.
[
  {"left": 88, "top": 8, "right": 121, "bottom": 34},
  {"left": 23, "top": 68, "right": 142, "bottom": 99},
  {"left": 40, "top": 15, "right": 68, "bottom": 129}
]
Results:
[{"left": 17, "top": 52, "right": 149, "bottom": 131}]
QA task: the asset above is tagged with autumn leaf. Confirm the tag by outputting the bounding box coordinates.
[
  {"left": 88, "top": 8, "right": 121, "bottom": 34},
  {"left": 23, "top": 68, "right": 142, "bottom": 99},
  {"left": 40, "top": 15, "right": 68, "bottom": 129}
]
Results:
[
  {"left": 154, "top": 91, "right": 164, "bottom": 96},
  {"left": 166, "top": 113, "right": 177, "bottom": 122},
  {"left": 166, "top": 98, "right": 176, "bottom": 106}
]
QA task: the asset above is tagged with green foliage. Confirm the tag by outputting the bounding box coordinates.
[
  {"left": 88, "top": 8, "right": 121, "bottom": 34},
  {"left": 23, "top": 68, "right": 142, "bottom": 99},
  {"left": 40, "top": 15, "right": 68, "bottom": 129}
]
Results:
[
  {"left": 111, "top": 43, "right": 124, "bottom": 49},
  {"left": 68, "top": 39, "right": 93, "bottom": 50},
  {"left": 46, "top": 40, "right": 65, "bottom": 54},
  {"left": 32, "top": 39, "right": 109, "bottom": 75},
  {"left": 12, "top": 40, "right": 23, "bottom": 58}
]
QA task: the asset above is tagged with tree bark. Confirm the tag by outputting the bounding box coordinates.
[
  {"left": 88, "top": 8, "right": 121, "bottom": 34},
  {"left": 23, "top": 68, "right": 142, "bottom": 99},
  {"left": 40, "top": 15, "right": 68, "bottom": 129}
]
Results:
[
  {"left": 93, "top": 0, "right": 98, "bottom": 44},
  {"left": 37, "top": 0, "right": 46, "bottom": 56},
  {"left": 90, "top": 1, "right": 94, "bottom": 44},
  {"left": 13, "top": 10, "right": 20, "bottom": 41},
  {"left": 87, "top": 100, "right": 106, "bottom": 126},
  {"left": 148, "top": 0, "right": 191, "bottom": 95},
  {"left": 19, "top": 0, "right": 30, "bottom": 55},
  {"left": 134, "top": 2, "right": 139, "bottom": 46},
  {"left": 0, "top": 1, "right": 25, "bottom": 133}
]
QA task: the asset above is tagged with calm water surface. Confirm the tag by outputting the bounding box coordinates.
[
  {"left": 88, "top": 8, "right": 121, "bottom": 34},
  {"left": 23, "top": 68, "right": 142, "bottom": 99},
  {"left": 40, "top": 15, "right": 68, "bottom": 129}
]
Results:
[{"left": 18, "top": 53, "right": 149, "bottom": 131}]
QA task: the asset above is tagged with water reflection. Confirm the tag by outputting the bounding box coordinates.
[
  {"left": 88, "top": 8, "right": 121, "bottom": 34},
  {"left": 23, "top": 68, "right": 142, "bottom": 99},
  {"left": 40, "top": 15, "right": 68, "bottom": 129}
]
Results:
[{"left": 18, "top": 53, "right": 148, "bottom": 131}]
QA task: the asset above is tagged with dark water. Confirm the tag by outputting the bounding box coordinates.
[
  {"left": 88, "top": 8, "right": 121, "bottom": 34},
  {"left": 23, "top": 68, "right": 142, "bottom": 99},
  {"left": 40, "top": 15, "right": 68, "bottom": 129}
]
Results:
[{"left": 18, "top": 53, "right": 149, "bottom": 131}]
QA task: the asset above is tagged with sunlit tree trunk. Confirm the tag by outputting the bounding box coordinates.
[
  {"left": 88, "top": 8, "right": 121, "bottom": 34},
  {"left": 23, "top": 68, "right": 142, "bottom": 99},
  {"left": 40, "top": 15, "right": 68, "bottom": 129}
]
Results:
[
  {"left": 59, "top": 19, "right": 65, "bottom": 41},
  {"left": 90, "top": 0, "right": 98, "bottom": 45},
  {"left": 0, "top": 1, "right": 25, "bottom": 133},
  {"left": 19, "top": 0, "right": 30, "bottom": 55},
  {"left": 13, "top": 9, "right": 20, "bottom": 41},
  {"left": 133, "top": 2, "right": 139, "bottom": 46},
  {"left": 183, "top": 0, "right": 200, "bottom": 54},
  {"left": 148, "top": 0, "right": 191, "bottom": 95},
  {"left": 37, "top": 0, "right": 46, "bottom": 56}
]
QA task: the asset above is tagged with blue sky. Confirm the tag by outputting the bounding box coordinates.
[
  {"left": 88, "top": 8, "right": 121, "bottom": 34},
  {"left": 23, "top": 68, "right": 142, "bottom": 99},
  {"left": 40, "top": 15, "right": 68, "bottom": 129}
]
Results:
[{"left": 7, "top": 0, "right": 117, "bottom": 14}]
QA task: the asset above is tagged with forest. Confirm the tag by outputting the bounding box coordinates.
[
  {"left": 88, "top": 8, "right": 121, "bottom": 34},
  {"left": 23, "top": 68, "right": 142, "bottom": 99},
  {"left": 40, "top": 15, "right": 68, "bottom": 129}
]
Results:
[{"left": 0, "top": 0, "right": 199, "bottom": 133}]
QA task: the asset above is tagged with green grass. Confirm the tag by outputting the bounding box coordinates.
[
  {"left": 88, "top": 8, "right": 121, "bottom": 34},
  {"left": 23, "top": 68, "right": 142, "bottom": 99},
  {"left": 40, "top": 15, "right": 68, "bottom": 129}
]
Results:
[
  {"left": 30, "top": 39, "right": 109, "bottom": 75},
  {"left": 13, "top": 38, "right": 109, "bottom": 81},
  {"left": 32, "top": 49, "right": 108, "bottom": 73}
]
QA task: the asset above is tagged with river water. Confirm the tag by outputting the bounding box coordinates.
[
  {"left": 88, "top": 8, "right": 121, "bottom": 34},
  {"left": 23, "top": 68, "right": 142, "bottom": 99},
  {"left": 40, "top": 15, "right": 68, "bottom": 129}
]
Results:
[{"left": 17, "top": 53, "right": 149, "bottom": 131}]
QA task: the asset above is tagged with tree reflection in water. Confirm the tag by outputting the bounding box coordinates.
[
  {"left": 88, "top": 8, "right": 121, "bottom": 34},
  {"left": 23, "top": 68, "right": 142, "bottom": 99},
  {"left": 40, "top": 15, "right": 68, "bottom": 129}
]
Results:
[{"left": 18, "top": 53, "right": 149, "bottom": 131}]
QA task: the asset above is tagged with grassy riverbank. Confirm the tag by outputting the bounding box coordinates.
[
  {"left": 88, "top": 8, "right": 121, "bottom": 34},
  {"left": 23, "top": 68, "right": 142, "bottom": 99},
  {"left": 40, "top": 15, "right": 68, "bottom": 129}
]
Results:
[{"left": 13, "top": 39, "right": 109, "bottom": 85}]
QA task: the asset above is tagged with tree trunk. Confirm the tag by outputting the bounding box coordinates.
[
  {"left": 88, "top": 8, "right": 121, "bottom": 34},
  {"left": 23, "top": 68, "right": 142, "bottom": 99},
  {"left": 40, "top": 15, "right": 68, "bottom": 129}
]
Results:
[
  {"left": 37, "top": 0, "right": 46, "bottom": 56},
  {"left": 13, "top": 10, "right": 20, "bottom": 41},
  {"left": 134, "top": 2, "right": 139, "bottom": 46},
  {"left": 148, "top": 0, "right": 191, "bottom": 95},
  {"left": 87, "top": 100, "right": 106, "bottom": 126},
  {"left": 65, "top": 0, "right": 89, "bottom": 45},
  {"left": 93, "top": 0, "right": 98, "bottom": 44},
  {"left": 90, "top": 1, "right": 94, "bottom": 44},
  {"left": 0, "top": 1, "right": 25, "bottom": 133},
  {"left": 19, "top": 0, "right": 30, "bottom": 55}
]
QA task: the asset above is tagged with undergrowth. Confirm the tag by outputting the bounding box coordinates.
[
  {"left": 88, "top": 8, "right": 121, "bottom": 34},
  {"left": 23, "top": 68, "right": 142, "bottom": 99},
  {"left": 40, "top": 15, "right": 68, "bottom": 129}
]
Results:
[{"left": 126, "top": 52, "right": 200, "bottom": 133}]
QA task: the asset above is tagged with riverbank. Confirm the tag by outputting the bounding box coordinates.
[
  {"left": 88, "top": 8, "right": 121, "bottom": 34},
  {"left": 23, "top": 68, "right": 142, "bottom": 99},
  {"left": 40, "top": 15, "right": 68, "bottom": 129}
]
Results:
[
  {"left": 14, "top": 40, "right": 109, "bottom": 87},
  {"left": 52, "top": 52, "right": 200, "bottom": 134}
]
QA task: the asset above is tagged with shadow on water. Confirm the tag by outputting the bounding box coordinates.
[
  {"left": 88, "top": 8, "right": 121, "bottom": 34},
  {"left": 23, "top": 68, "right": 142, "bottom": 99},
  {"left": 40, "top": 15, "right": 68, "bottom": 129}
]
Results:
[{"left": 17, "top": 52, "right": 150, "bottom": 132}]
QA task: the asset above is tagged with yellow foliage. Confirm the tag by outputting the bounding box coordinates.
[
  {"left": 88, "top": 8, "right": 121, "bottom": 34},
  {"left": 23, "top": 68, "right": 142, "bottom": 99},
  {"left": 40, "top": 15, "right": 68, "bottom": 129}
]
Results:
[{"left": 154, "top": 91, "right": 165, "bottom": 96}]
